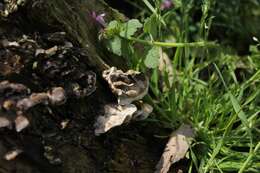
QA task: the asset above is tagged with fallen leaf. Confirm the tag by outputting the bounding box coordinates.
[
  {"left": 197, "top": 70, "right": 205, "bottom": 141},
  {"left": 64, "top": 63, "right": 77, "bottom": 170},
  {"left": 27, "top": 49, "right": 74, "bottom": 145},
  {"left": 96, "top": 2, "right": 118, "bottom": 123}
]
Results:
[
  {"left": 94, "top": 104, "right": 137, "bottom": 135},
  {"left": 155, "top": 124, "right": 195, "bottom": 173}
]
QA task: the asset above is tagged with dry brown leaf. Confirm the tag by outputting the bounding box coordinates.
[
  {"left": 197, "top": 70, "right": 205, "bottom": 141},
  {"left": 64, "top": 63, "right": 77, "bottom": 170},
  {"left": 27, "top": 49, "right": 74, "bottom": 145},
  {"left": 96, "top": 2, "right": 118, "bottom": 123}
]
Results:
[
  {"left": 94, "top": 104, "right": 137, "bottom": 135},
  {"left": 155, "top": 124, "right": 195, "bottom": 173},
  {"left": 94, "top": 102, "right": 153, "bottom": 135}
]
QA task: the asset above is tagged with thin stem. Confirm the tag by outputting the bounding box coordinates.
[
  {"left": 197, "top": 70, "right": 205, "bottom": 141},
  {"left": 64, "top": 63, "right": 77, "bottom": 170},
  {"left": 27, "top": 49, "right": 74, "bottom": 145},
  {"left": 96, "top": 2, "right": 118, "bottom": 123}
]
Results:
[
  {"left": 123, "top": 36, "right": 217, "bottom": 48},
  {"left": 142, "top": 0, "right": 156, "bottom": 14}
]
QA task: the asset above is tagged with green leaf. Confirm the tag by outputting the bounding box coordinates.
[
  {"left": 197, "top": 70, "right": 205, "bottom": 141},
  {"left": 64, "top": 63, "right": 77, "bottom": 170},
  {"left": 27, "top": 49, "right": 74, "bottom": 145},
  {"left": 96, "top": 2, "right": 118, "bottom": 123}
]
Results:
[
  {"left": 249, "top": 45, "right": 259, "bottom": 54},
  {"left": 121, "top": 39, "right": 133, "bottom": 58},
  {"left": 105, "top": 19, "right": 142, "bottom": 56},
  {"left": 144, "top": 14, "right": 158, "bottom": 38},
  {"left": 119, "top": 19, "right": 143, "bottom": 38},
  {"left": 228, "top": 92, "right": 249, "bottom": 129},
  {"left": 107, "top": 36, "right": 122, "bottom": 56},
  {"left": 107, "top": 20, "right": 119, "bottom": 30},
  {"left": 144, "top": 46, "right": 160, "bottom": 68},
  {"left": 173, "top": 0, "right": 182, "bottom": 8},
  {"left": 105, "top": 20, "right": 122, "bottom": 38}
]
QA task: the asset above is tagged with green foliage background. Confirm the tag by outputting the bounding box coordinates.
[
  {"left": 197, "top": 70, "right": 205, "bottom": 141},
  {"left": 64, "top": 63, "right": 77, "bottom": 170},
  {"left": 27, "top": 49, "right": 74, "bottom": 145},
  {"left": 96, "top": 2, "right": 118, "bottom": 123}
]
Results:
[{"left": 103, "top": 0, "right": 260, "bottom": 172}]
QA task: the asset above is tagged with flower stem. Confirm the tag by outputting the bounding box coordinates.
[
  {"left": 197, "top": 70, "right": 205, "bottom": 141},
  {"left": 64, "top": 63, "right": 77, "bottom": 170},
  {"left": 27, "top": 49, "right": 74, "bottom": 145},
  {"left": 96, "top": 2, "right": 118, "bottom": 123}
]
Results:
[{"left": 123, "top": 36, "right": 217, "bottom": 48}]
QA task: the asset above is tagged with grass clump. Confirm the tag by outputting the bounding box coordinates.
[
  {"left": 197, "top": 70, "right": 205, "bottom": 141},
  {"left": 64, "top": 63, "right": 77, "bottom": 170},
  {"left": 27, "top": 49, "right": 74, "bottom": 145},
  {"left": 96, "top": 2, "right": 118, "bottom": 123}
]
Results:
[{"left": 103, "top": 0, "right": 260, "bottom": 172}]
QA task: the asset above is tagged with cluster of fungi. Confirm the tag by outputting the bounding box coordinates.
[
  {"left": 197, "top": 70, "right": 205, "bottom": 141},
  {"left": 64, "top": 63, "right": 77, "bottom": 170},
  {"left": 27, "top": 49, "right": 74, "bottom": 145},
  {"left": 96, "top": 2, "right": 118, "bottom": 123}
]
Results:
[{"left": 0, "top": 32, "right": 96, "bottom": 135}]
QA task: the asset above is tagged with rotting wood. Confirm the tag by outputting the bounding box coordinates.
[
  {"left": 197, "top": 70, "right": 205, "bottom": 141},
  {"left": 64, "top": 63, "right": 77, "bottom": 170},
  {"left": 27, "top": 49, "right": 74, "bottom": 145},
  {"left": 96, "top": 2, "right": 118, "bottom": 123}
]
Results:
[{"left": 0, "top": 1, "right": 171, "bottom": 173}]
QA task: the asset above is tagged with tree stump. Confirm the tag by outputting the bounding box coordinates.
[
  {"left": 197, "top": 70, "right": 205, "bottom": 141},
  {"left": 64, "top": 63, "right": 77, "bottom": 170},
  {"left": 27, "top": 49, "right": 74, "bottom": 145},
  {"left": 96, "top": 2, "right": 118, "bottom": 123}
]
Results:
[{"left": 0, "top": 0, "right": 169, "bottom": 172}]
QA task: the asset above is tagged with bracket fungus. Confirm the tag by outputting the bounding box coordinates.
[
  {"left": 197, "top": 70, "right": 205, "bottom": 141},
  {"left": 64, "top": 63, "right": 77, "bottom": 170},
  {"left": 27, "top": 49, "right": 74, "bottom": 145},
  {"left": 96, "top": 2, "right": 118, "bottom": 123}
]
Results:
[
  {"left": 102, "top": 67, "right": 149, "bottom": 105},
  {"left": 0, "top": 0, "right": 26, "bottom": 17},
  {"left": 0, "top": 81, "right": 67, "bottom": 132},
  {"left": 14, "top": 113, "right": 30, "bottom": 132},
  {"left": 94, "top": 67, "right": 153, "bottom": 135},
  {"left": 0, "top": 116, "right": 11, "bottom": 128},
  {"left": 0, "top": 32, "right": 97, "bottom": 133},
  {"left": 4, "top": 148, "right": 23, "bottom": 161}
]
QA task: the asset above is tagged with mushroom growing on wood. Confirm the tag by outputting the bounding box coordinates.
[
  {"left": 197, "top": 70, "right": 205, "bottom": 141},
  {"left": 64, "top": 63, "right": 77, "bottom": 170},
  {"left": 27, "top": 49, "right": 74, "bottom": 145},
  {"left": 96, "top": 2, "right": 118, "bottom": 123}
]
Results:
[
  {"left": 0, "top": 32, "right": 97, "bottom": 133},
  {"left": 95, "top": 67, "right": 152, "bottom": 135},
  {"left": 102, "top": 67, "right": 149, "bottom": 105}
]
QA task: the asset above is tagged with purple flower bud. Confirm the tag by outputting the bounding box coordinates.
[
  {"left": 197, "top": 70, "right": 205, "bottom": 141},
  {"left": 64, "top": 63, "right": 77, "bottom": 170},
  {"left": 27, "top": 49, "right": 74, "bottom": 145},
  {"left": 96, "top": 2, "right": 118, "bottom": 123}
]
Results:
[
  {"left": 160, "top": 0, "right": 173, "bottom": 10},
  {"left": 92, "top": 12, "right": 107, "bottom": 27}
]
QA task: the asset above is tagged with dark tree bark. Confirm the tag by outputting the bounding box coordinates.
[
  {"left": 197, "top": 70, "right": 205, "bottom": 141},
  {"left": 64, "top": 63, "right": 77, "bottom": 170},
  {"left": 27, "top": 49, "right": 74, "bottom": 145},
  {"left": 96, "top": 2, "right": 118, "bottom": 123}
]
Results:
[{"left": 0, "top": 1, "right": 170, "bottom": 173}]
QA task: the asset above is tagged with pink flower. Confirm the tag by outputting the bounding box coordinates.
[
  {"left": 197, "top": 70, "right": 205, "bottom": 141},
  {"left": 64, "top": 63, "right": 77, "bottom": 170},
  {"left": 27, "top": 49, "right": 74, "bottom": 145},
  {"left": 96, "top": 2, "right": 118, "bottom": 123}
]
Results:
[
  {"left": 92, "top": 12, "right": 107, "bottom": 27},
  {"left": 160, "top": 0, "right": 173, "bottom": 10}
]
